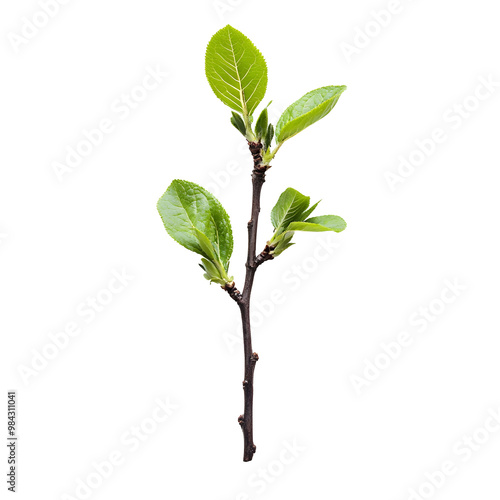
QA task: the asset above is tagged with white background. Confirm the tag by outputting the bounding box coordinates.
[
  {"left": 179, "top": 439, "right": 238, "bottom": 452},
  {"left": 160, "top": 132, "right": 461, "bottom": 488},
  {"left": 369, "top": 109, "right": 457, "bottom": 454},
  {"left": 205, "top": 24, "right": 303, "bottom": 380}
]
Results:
[{"left": 1, "top": 0, "right": 500, "bottom": 499}]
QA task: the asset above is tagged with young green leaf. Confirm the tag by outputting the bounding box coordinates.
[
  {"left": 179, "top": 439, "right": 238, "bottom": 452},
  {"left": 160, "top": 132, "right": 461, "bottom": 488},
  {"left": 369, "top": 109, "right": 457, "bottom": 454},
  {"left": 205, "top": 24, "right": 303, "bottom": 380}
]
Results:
[
  {"left": 200, "top": 258, "right": 219, "bottom": 278},
  {"left": 200, "top": 258, "right": 229, "bottom": 285},
  {"left": 231, "top": 112, "right": 246, "bottom": 136},
  {"left": 300, "top": 200, "right": 320, "bottom": 221},
  {"left": 205, "top": 25, "right": 268, "bottom": 117},
  {"left": 254, "top": 107, "right": 268, "bottom": 141},
  {"left": 157, "top": 180, "right": 233, "bottom": 269},
  {"left": 263, "top": 123, "right": 274, "bottom": 151},
  {"left": 193, "top": 228, "right": 217, "bottom": 262},
  {"left": 268, "top": 215, "right": 346, "bottom": 257},
  {"left": 270, "top": 232, "right": 295, "bottom": 256},
  {"left": 267, "top": 188, "right": 346, "bottom": 257},
  {"left": 275, "top": 85, "right": 346, "bottom": 144},
  {"left": 270, "top": 188, "right": 310, "bottom": 236},
  {"left": 287, "top": 215, "right": 347, "bottom": 233}
]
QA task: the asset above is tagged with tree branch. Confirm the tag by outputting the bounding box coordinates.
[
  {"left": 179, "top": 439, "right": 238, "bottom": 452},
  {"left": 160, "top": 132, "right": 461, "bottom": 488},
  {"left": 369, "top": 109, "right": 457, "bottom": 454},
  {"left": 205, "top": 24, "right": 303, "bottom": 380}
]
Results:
[
  {"left": 222, "top": 140, "right": 273, "bottom": 461},
  {"left": 239, "top": 141, "right": 267, "bottom": 461}
]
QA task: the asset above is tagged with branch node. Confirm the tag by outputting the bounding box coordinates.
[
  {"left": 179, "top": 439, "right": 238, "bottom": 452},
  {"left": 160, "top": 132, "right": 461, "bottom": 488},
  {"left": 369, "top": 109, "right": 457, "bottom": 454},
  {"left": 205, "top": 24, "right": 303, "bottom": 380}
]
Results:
[
  {"left": 223, "top": 282, "right": 243, "bottom": 304},
  {"left": 252, "top": 164, "right": 267, "bottom": 178},
  {"left": 248, "top": 141, "right": 263, "bottom": 165},
  {"left": 255, "top": 245, "right": 274, "bottom": 267},
  {"left": 251, "top": 352, "right": 259, "bottom": 362},
  {"left": 238, "top": 414, "right": 245, "bottom": 426}
]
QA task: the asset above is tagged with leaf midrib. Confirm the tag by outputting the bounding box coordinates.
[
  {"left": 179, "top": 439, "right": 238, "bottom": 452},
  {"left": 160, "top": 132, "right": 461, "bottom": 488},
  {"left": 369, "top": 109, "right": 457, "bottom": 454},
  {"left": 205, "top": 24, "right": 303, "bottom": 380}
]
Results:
[
  {"left": 274, "top": 192, "right": 306, "bottom": 232},
  {"left": 227, "top": 30, "right": 245, "bottom": 112}
]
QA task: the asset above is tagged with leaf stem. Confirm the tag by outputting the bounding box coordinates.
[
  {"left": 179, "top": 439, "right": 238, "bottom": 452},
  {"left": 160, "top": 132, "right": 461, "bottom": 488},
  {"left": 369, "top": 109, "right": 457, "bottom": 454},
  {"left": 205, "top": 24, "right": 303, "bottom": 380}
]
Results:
[
  {"left": 262, "top": 141, "right": 284, "bottom": 165},
  {"left": 243, "top": 113, "right": 256, "bottom": 142}
]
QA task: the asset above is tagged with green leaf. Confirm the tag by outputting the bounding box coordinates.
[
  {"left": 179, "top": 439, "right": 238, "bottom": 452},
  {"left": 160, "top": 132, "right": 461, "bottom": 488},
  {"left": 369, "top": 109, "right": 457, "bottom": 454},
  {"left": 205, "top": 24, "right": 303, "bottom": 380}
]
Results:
[
  {"left": 267, "top": 188, "right": 345, "bottom": 257},
  {"left": 287, "top": 215, "right": 347, "bottom": 233},
  {"left": 200, "top": 258, "right": 229, "bottom": 285},
  {"left": 270, "top": 232, "right": 295, "bottom": 256},
  {"left": 157, "top": 180, "right": 233, "bottom": 269},
  {"left": 270, "top": 188, "right": 311, "bottom": 236},
  {"left": 205, "top": 25, "right": 268, "bottom": 116},
  {"left": 230, "top": 112, "right": 246, "bottom": 136},
  {"left": 254, "top": 107, "right": 268, "bottom": 141},
  {"left": 264, "top": 123, "right": 274, "bottom": 149},
  {"left": 300, "top": 200, "right": 320, "bottom": 220},
  {"left": 200, "top": 258, "right": 219, "bottom": 277},
  {"left": 275, "top": 85, "right": 346, "bottom": 143},
  {"left": 193, "top": 228, "right": 217, "bottom": 262}
]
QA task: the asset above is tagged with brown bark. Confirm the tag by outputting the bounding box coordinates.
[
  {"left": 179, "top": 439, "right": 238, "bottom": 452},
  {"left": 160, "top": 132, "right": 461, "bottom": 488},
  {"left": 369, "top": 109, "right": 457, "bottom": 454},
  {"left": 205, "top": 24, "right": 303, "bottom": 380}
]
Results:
[{"left": 223, "top": 141, "right": 273, "bottom": 461}]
